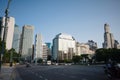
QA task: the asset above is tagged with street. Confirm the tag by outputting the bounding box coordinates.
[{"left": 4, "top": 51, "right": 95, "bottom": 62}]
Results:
[{"left": 16, "top": 64, "right": 106, "bottom": 80}]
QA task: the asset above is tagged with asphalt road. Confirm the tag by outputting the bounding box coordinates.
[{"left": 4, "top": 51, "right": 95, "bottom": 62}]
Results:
[{"left": 16, "top": 64, "right": 107, "bottom": 80}]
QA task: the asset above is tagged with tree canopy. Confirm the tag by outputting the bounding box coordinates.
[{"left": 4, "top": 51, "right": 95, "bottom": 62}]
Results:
[{"left": 95, "top": 48, "right": 120, "bottom": 63}]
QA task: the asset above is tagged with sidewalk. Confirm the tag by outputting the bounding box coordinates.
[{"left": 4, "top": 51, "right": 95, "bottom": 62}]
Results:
[
  {"left": 0, "top": 65, "right": 14, "bottom": 80},
  {"left": 0, "top": 64, "right": 22, "bottom": 80}
]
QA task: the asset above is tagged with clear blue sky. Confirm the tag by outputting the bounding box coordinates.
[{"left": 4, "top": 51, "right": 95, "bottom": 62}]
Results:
[{"left": 0, "top": 0, "right": 120, "bottom": 48}]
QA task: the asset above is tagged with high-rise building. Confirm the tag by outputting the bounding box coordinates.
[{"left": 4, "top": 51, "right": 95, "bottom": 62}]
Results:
[
  {"left": 42, "top": 43, "right": 48, "bottom": 61},
  {"left": 76, "top": 42, "right": 81, "bottom": 56},
  {"left": 76, "top": 42, "right": 95, "bottom": 55},
  {"left": 0, "top": 18, "right": 2, "bottom": 36},
  {"left": 114, "top": 40, "right": 120, "bottom": 49},
  {"left": 34, "top": 34, "right": 43, "bottom": 60},
  {"left": 12, "top": 24, "right": 21, "bottom": 53},
  {"left": 20, "top": 25, "right": 34, "bottom": 61},
  {"left": 52, "top": 33, "right": 76, "bottom": 61},
  {"left": 45, "top": 42, "right": 52, "bottom": 56},
  {"left": 87, "top": 40, "right": 97, "bottom": 51},
  {"left": 103, "top": 23, "right": 119, "bottom": 49},
  {"left": 0, "top": 17, "right": 15, "bottom": 50},
  {"left": 80, "top": 43, "right": 94, "bottom": 55}
]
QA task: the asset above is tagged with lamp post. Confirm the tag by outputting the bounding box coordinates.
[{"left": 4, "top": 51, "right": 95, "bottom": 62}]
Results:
[
  {"left": 0, "top": 0, "right": 12, "bottom": 72},
  {"left": 0, "top": 6, "right": 9, "bottom": 72}
]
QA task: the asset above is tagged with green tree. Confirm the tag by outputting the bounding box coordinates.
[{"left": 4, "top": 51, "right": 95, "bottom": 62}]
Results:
[
  {"left": 95, "top": 48, "right": 107, "bottom": 62},
  {"left": 0, "top": 38, "right": 7, "bottom": 63},
  {"left": 37, "top": 58, "right": 43, "bottom": 63},
  {"left": 0, "top": 38, "right": 6, "bottom": 53},
  {"left": 47, "top": 55, "right": 51, "bottom": 60},
  {"left": 95, "top": 48, "right": 120, "bottom": 63},
  {"left": 2, "top": 48, "right": 20, "bottom": 63},
  {"left": 2, "top": 50, "right": 10, "bottom": 63},
  {"left": 72, "top": 56, "right": 81, "bottom": 64},
  {"left": 64, "top": 59, "right": 72, "bottom": 63}
]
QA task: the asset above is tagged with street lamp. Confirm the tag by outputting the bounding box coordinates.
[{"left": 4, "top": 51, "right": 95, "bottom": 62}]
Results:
[{"left": 0, "top": 0, "right": 12, "bottom": 71}]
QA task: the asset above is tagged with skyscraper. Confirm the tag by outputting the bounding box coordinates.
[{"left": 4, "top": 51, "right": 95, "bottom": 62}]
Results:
[
  {"left": 34, "top": 34, "right": 43, "bottom": 60},
  {"left": 0, "top": 17, "right": 15, "bottom": 50},
  {"left": 76, "top": 42, "right": 81, "bottom": 56},
  {"left": 52, "top": 33, "right": 76, "bottom": 61},
  {"left": 87, "top": 40, "right": 97, "bottom": 51},
  {"left": 42, "top": 43, "right": 48, "bottom": 61},
  {"left": 20, "top": 25, "right": 34, "bottom": 61},
  {"left": 12, "top": 24, "right": 21, "bottom": 53},
  {"left": 45, "top": 42, "right": 52, "bottom": 56},
  {"left": 103, "top": 23, "right": 115, "bottom": 48}
]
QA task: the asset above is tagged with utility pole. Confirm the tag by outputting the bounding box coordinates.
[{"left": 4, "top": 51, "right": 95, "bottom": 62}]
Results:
[{"left": 0, "top": 0, "right": 12, "bottom": 71}]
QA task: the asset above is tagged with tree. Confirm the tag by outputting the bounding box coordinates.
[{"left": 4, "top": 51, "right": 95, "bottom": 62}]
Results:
[
  {"left": 0, "top": 38, "right": 7, "bottom": 63},
  {"left": 72, "top": 56, "right": 81, "bottom": 64},
  {"left": 2, "top": 48, "right": 20, "bottom": 63},
  {"left": 47, "top": 55, "right": 51, "bottom": 60},
  {"left": 64, "top": 59, "right": 72, "bottom": 63},
  {"left": 95, "top": 48, "right": 107, "bottom": 62},
  {"left": 95, "top": 48, "right": 120, "bottom": 63},
  {"left": 37, "top": 58, "right": 43, "bottom": 63},
  {"left": 2, "top": 50, "right": 10, "bottom": 63},
  {"left": 0, "top": 38, "right": 6, "bottom": 53}
]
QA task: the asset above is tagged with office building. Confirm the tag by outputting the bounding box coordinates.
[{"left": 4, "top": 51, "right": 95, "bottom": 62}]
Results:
[
  {"left": 76, "top": 42, "right": 81, "bottom": 56},
  {"left": 87, "top": 40, "right": 97, "bottom": 51},
  {"left": 80, "top": 43, "right": 94, "bottom": 55},
  {"left": 45, "top": 42, "right": 52, "bottom": 57},
  {"left": 20, "top": 25, "right": 34, "bottom": 61},
  {"left": 52, "top": 33, "right": 76, "bottom": 61},
  {"left": 12, "top": 24, "right": 21, "bottom": 53},
  {"left": 0, "top": 17, "right": 15, "bottom": 50},
  {"left": 103, "top": 23, "right": 112, "bottom": 48},
  {"left": 42, "top": 43, "right": 48, "bottom": 61},
  {"left": 114, "top": 40, "right": 120, "bottom": 49},
  {"left": 103, "top": 23, "right": 120, "bottom": 49},
  {"left": 34, "top": 34, "right": 43, "bottom": 60}
]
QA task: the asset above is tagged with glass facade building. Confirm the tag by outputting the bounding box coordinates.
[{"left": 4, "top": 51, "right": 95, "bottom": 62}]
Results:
[
  {"left": 12, "top": 24, "right": 21, "bottom": 53},
  {"left": 21, "top": 25, "right": 34, "bottom": 61}
]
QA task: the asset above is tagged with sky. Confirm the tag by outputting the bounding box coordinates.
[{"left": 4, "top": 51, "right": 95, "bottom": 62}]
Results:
[{"left": 0, "top": 0, "right": 120, "bottom": 48}]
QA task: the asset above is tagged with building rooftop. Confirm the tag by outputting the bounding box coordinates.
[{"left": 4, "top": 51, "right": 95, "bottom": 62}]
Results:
[{"left": 55, "top": 33, "right": 75, "bottom": 40}]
